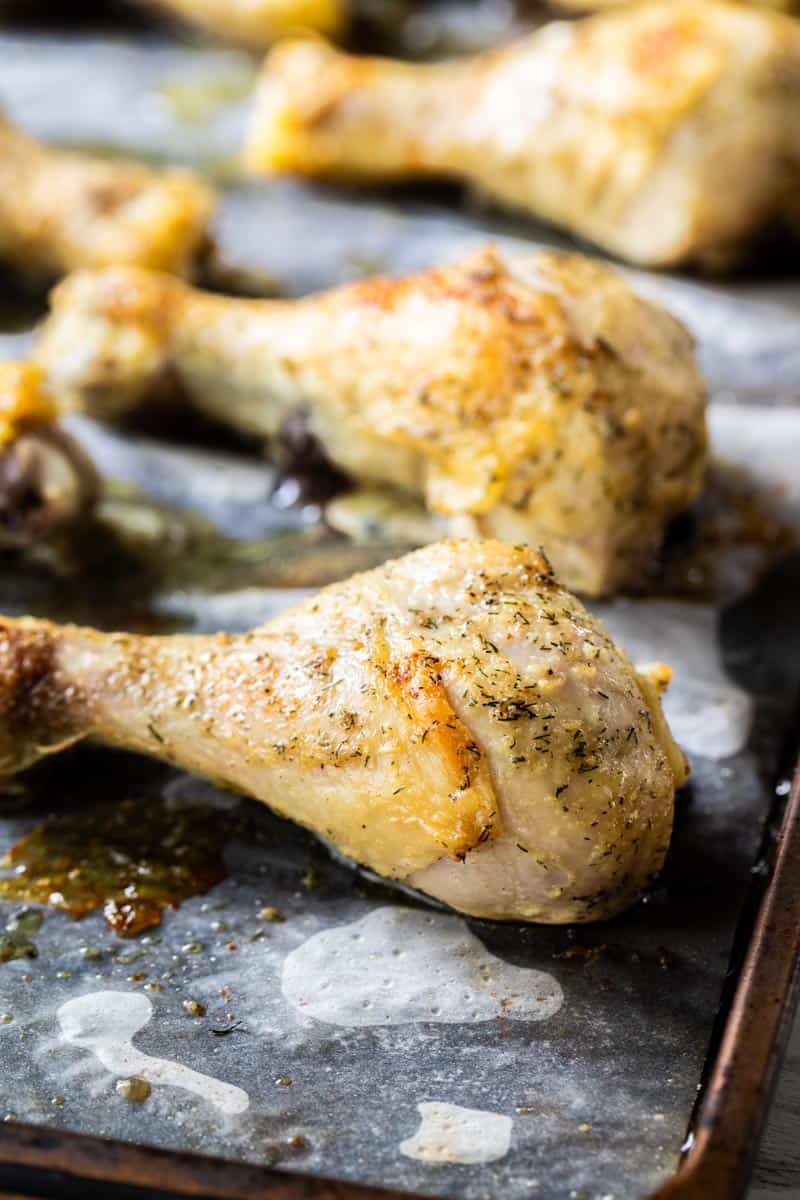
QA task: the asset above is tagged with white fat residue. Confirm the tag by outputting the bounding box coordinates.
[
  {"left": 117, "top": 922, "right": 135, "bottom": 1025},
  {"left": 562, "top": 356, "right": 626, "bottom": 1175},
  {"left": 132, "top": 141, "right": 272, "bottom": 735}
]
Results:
[
  {"left": 400, "top": 1102, "right": 512, "bottom": 1165},
  {"left": 598, "top": 599, "right": 752, "bottom": 760},
  {"left": 57, "top": 991, "right": 249, "bottom": 1115},
  {"left": 281, "top": 906, "right": 563, "bottom": 1027}
]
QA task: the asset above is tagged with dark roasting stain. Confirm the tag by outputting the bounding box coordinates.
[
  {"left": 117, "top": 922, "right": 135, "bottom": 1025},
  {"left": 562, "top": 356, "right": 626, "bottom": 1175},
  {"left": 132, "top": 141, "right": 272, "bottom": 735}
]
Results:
[
  {"left": 0, "top": 622, "right": 84, "bottom": 772},
  {"left": 272, "top": 409, "right": 351, "bottom": 509}
]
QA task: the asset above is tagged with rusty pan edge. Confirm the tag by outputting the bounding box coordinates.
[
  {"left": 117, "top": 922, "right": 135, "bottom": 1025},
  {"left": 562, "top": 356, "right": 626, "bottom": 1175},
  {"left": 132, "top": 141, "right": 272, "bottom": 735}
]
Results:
[{"left": 647, "top": 753, "right": 800, "bottom": 1200}]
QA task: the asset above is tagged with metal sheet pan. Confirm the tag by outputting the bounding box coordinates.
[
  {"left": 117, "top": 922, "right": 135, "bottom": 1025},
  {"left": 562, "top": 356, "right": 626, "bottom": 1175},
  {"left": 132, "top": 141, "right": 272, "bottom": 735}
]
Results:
[
  {"left": 0, "top": 10, "right": 799, "bottom": 1200},
  {"left": 0, "top": 754, "right": 798, "bottom": 1200}
]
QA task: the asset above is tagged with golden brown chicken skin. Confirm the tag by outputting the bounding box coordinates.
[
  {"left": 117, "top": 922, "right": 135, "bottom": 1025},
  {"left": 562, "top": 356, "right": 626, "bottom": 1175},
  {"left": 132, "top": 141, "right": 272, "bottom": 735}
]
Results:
[
  {"left": 0, "top": 114, "right": 214, "bottom": 285},
  {"left": 144, "top": 0, "right": 345, "bottom": 47},
  {"left": 34, "top": 246, "right": 707, "bottom": 597},
  {"left": 0, "top": 540, "right": 687, "bottom": 922},
  {"left": 246, "top": 1, "right": 800, "bottom": 269}
]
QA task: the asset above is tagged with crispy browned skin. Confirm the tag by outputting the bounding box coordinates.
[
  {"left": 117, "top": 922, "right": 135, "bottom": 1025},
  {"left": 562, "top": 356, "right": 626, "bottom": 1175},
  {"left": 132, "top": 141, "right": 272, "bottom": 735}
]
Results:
[
  {"left": 0, "top": 540, "right": 687, "bottom": 922},
  {"left": 0, "top": 114, "right": 214, "bottom": 285},
  {"left": 0, "top": 364, "right": 98, "bottom": 552},
  {"left": 34, "top": 245, "right": 707, "bottom": 597},
  {"left": 246, "top": 1, "right": 800, "bottom": 269},
  {"left": 145, "top": 0, "right": 345, "bottom": 47}
]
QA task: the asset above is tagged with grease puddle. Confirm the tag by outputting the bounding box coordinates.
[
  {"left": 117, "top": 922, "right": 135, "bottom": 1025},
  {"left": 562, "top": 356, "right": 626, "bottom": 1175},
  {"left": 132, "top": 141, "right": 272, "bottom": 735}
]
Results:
[
  {"left": 57, "top": 991, "right": 249, "bottom": 1115},
  {"left": 0, "top": 784, "right": 233, "bottom": 936},
  {"left": 282, "top": 906, "right": 563, "bottom": 1027}
]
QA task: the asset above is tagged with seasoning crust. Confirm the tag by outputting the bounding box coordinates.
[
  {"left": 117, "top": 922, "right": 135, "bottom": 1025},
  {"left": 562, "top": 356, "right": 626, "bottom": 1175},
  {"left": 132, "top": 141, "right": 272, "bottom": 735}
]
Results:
[{"left": 35, "top": 246, "right": 707, "bottom": 596}]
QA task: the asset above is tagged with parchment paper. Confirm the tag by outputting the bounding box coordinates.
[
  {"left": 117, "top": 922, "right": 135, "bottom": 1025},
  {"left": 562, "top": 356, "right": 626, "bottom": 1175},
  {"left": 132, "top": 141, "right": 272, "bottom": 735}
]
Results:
[{"left": 0, "top": 19, "right": 799, "bottom": 1200}]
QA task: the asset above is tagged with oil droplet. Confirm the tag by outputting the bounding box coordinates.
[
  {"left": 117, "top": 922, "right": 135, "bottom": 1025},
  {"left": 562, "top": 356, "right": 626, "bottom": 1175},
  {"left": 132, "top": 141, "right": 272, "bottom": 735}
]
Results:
[
  {"left": 51, "top": 1095, "right": 65, "bottom": 1107},
  {"left": 258, "top": 907, "right": 285, "bottom": 923},
  {"left": 182, "top": 942, "right": 205, "bottom": 955},
  {"left": 80, "top": 946, "right": 103, "bottom": 961},
  {"left": 301, "top": 865, "right": 320, "bottom": 891},
  {"left": 0, "top": 932, "right": 37, "bottom": 963},
  {"left": 579, "top": 1122, "right": 591, "bottom": 1133},
  {"left": 116, "top": 1076, "right": 152, "bottom": 1102},
  {"left": 104, "top": 899, "right": 163, "bottom": 938},
  {"left": 183, "top": 999, "right": 206, "bottom": 1018},
  {"left": 0, "top": 1013, "right": 13, "bottom": 1024},
  {"left": 275, "top": 1076, "right": 292, "bottom": 1087},
  {"left": 5, "top": 908, "right": 43, "bottom": 935}
]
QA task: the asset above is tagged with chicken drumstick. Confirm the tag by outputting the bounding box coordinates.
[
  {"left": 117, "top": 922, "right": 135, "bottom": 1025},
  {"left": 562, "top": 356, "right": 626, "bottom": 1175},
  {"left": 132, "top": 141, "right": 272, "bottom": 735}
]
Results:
[
  {"left": 246, "top": 1, "right": 800, "bottom": 269},
  {"left": 0, "top": 540, "right": 686, "bottom": 923},
  {"left": 34, "top": 245, "right": 707, "bottom": 597},
  {"left": 0, "top": 114, "right": 214, "bottom": 285},
  {"left": 144, "top": 0, "right": 345, "bottom": 48}
]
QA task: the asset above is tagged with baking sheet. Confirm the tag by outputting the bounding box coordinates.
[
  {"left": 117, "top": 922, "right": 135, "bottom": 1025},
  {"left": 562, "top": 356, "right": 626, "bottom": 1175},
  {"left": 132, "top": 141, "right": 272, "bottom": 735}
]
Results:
[{"left": 0, "top": 17, "right": 799, "bottom": 1200}]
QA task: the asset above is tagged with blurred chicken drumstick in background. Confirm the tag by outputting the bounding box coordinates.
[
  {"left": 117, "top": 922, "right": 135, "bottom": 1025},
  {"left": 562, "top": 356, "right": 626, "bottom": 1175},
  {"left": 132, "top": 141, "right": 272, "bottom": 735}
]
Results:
[
  {"left": 143, "top": 0, "right": 345, "bottom": 47},
  {"left": 246, "top": 1, "right": 800, "bottom": 269},
  {"left": 34, "top": 245, "right": 707, "bottom": 597},
  {"left": 0, "top": 113, "right": 214, "bottom": 285}
]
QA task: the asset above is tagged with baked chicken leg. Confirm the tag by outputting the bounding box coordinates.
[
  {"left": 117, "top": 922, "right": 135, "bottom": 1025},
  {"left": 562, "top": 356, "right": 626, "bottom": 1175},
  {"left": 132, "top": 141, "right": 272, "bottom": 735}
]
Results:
[
  {"left": 143, "top": 0, "right": 345, "bottom": 48},
  {"left": 34, "top": 245, "right": 707, "bottom": 597},
  {"left": 0, "top": 114, "right": 214, "bottom": 285},
  {"left": 245, "top": 1, "right": 800, "bottom": 268},
  {"left": 0, "top": 540, "right": 686, "bottom": 922},
  {"left": 0, "top": 363, "right": 98, "bottom": 558}
]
